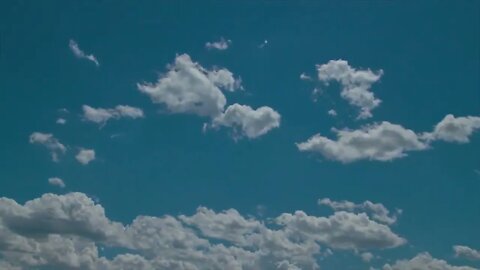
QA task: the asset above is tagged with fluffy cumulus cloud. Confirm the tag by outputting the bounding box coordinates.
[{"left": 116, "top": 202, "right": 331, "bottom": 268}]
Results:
[
  {"left": 29, "top": 132, "right": 67, "bottom": 162},
  {"left": 297, "top": 121, "right": 428, "bottom": 163},
  {"left": 319, "top": 198, "right": 400, "bottom": 225},
  {"left": 453, "top": 245, "right": 480, "bottom": 261},
  {"left": 82, "top": 105, "right": 144, "bottom": 126},
  {"left": 316, "top": 59, "right": 383, "bottom": 119},
  {"left": 76, "top": 149, "right": 96, "bottom": 165},
  {"left": 423, "top": 114, "right": 480, "bottom": 143},
  {"left": 48, "top": 177, "right": 66, "bottom": 188},
  {"left": 0, "top": 192, "right": 407, "bottom": 270},
  {"left": 383, "top": 253, "right": 477, "bottom": 270},
  {"left": 205, "top": 37, "right": 231, "bottom": 50},
  {"left": 138, "top": 54, "right": 280, "bottom": 139},
  {"left": 69, "top": 39, "right": 99, "bottom": 66},
  {"left": 211, "top": 104, "right": 281, "bottom": 139},
  {"left": 276, "top": 210, "right": 405, "bottom": 250}
]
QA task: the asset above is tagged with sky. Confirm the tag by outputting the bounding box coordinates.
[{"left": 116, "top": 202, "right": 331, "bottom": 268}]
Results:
[{"left": 0, "top": 1, "right": 479, "bottom": 269}]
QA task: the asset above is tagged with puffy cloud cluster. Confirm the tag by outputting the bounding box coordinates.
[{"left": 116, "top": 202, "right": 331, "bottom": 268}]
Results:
[
  {"left": 454, "top": 245, "right": 480, "bottom": 261},
  {"left": 319, "top": 198, "right": 401, "bottom": 225},
  {"left": 316, "top": 60, "right": 383, "bottom": 119},
  {"left": 82, "top": 105, "right": 144, "bottom": 126},
  {"left": 29, "top": 132, "right": 67, "bottom": 162},
  {"left": 76, "top": 149, "right": 96, "bottom": 165},
  {"left": 383, "top": 253, "right": 477, "bottom": 270},
  {"left": 69, "top": 39, "right": 99, "bottom": 67},
  {"left": 138, "top": 54, "right": 280, "bottom": 139},
  {"left": 297, "top": 122, "right": 427, "bottom": 163},
  {"left": 205, "top": 38, "right": 231, "bottom": 50},
  {"left": 297, "top": 115, "right": 480, "bottom": 163},
  {"left": 423, "top": 114, "right": 480, "bottom": 143},
  {"left": 0, "top": 192, "right": 406, "bottom": 270}
]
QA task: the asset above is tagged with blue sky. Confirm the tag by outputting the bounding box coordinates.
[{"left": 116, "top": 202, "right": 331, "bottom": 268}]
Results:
[{"left": 0, "top": 1, "right": 479, "bottom": 269}]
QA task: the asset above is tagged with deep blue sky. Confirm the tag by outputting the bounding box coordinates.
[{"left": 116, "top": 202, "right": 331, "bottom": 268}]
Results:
[{"left": 1, "top": 1, "right": 479, "bottom": 269}]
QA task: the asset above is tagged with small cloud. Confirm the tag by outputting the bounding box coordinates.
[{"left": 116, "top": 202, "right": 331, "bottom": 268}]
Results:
[
  {"left": 205, "top": 38, "right": 231, "bottom": 50},
  {"left": 48, "top": 177, "right": 66, "bottom": 188},
  {"left": 29, "top": 132, "right": 67, "bottom": 162},
  {"left": 327, "top": 109, "right": 337, "bottom": 117},
  {"left": 82, "top": 105, "right": 144, "bottom": 126},
  {"left": 76, "top": 149, "right": 96, "bottom": 165},
  {"left": 56, "top": 118, "right": 67, "bottom": 125},
  {"left": 69, "top": 39, "right": 100, "bottom": 67},
  {"left": 300, "top": 73, "right": 312, "bottom": 81},
  {"left": 258, "top": 39, "right": 268, "bottom": 48}
]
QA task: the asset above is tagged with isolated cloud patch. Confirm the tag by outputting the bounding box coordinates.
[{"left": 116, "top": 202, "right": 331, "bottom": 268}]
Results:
[
  {"left": 212, "top": 104, "right": 281, "bottom": 139},
  {"left": 297, "top": 122, "right": 427, "bottom": 163},
  {"left": 138, "top": 54, "right": 280, "bottom": 139},
  {"left": 0, "top": 192, "right": 406, "bottom": 270},
  {"left": 453, "top": 245, "right": 480, "bottom": 261},
  {"left": 316, "top": 59, "right": 383, "bottom": 119},
  {"left": 69, "top": 39, "right": 99, "bottom": 66},
  {"left": 319, "top": 198, "right": 401, "bottom": 225},
  {"left": 205, "top": 38, "right": 231, "bottom": 50},
  {"left": 423, "top": 114, "right": 480, "bottom": 143},
  {"left": 29, "top": 132, "right": 67, "bottom": 162},
  {"left": 76, "top": 149, "right": 96, "bottom": 165},
  {"left": 48, "top": 177, "right": 66, "bottom": 188},
  {"left": 82, "top": 105, "right": 144, "bottom": 126},
  {"left": 383, "top": 253, "right": 476, "bottom": 270}
]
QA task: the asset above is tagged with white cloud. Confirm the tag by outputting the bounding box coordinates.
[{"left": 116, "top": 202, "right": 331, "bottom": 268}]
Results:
[
  {"left": 319, "top": 198, "right": 400, "bottom": 225},
  {"left": 29, "top": 132, "right": 67, "bottom": 162},
  {"left": 137, "top": 54, "right": 230, "bottom": 117},
  {"left": 276, "top": 210, "right": 406, "bottom": 250},
  {"left": 205, "top": 38, "right": 231, "bottom": 50},
  {"left": 300, "top": 73, "right": 312, "bottom": 81},
  {"left": 423, "top": 114, "right": 480, "bottom": 143},
  {"left": 56, "top": 118, "right": 67, "bottom": 125},
  {"left": 211, "top": 104, "right": 281, "bottom": 139},
  {"left": 48, "top": 177, "right": 66, "bottom": 188},
  {"left": 297, "top": 122, "right": 428, "bottom": 163},
  {"left": 453, "top": 245, "right": 480, "bottom": 261},
  {"left": 69, "top": 39, "right": 99, "bottom": 67},
  {"left": 82, "top": 105, "right": 144, "bottom": 126},
  {"left": 316, "top": 60, "right": 383, "bottom": 119},
  {"left": 76, "top": 149, "right": 96, "bottom": 165},
  {"left": 0, "top": 192, "right": 407, "bottom": 270},
  {"left": 383, "top": 253, "right": 476, "bottom": 270},
  {"left": 138, "top": 54, "right": 280, "bottom": 139},
  {"left": 361, "top": 252, "right": 374, "bottom": 262},
  {"left": 327, "top": 109, "right": 337, "bottom": 117}
]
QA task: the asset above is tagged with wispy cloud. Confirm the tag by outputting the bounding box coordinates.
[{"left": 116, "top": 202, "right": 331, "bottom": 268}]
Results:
[
  {"left": 205, "top": 37, "right": 231, "bottom": 50},
  {"left": 69, "top": 39, "right": 100, "bottom": 66}
]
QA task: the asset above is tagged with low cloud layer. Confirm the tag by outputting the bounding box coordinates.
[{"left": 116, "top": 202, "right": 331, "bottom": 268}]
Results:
[{"left": 0, "top": 192, "right": 406, "bottom": 270}]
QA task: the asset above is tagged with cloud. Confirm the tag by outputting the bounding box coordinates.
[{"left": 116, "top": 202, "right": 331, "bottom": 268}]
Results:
[
  {"left": 327, "top": 109, "right": 337, "bottom": 117},
  {"left": 0, "top": 192, "right": 406, "bottom": 270},
  {"left": 205, "top": 38, "right": 231, "bottom": 50},
  {"left": 56, "top": 118, "right": 67, "bottom": 125},
  {"left": 76, "top": 149, "right": 96, "bottom": 165},
  {"left": 82, "top": 105, "right": 144, "bottom": 126},
  {"left": 211, "top": 104, "right": 281, "bottom": 139},
  {"left": 137, "top": 54, "right": 231, "bottom": 117},
  {"left": 276, "top": 210, "right": 406, "bottom": 250},
  {"left": 316, "top": 60, "right": 383, "bottom": 119},
  {"left": 48, "top": 177, "right": 66, "bottom": 188},
  {"left": 383, "top": 253, "right": 476, "bottom": 270},
  {"left": 258, "top": 40, "right": 268, "bottom": 48},
  {"left": 29, "top": 132, "right": 67, "bottom": 162},
  {"left": 319, "top": 198, "right": 400, "bottom": 225},
  {"left": 360, "top": 252, "right": 374, "bottom": 262},
  {"left": 423, "top": 114, "right": 480, "bottom": 143},
  {"left": 453, "top": 245, "right": 480, "bottom": 261},
  {"left": 300, "top": 73, "right": 312, "bottom": 81},
  {"left": 138, "top": 54, "right": 280, "bottom": 139},
  {"left": 69, "top": 39, "right": 99, "bottom": 67},
  {"left": 297, "top": 122, "right": 428, "bottom": 163}
]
